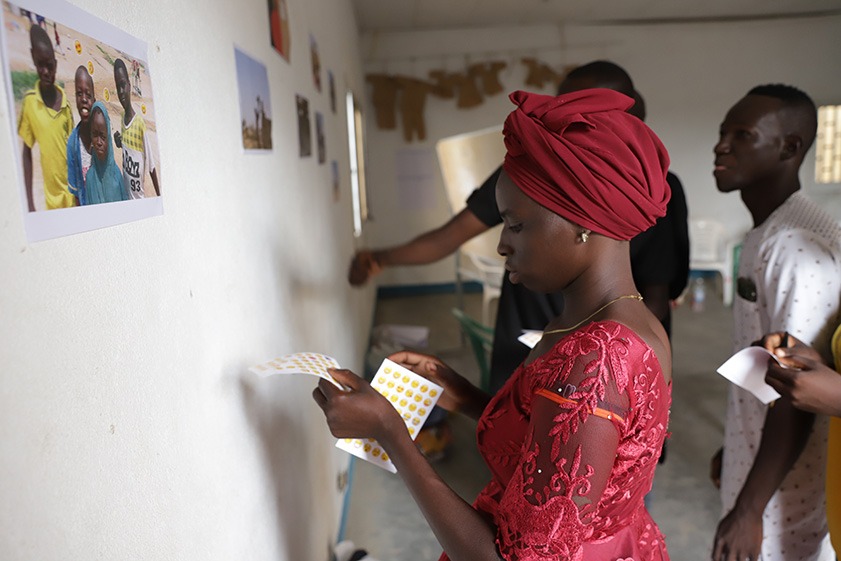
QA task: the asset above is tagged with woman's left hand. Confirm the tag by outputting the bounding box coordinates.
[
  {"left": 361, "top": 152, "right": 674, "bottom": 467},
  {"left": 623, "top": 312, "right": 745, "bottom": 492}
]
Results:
[{"left": 312, "top": 368, "right": 405, "bottom": 446}]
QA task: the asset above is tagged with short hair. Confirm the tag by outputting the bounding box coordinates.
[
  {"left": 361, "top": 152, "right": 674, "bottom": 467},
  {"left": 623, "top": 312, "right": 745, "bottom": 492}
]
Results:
[
  {"left": 560, "top": 60, "right": 634, "bottom": 97},
  {"left": 113, "top": 58, "right": 127, "bottom": 77},
  {"left": 29, "top": 23, "right": 53, "bottom": 52},
  {"left": 75, "top": 65, "right": 93, "bottom": 85},
  {"left": 747, "top": 83, "right": 818, "bottom": 152}
]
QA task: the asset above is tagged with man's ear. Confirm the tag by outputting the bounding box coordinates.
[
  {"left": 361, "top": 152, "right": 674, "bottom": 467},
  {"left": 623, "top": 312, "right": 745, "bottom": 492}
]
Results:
[{"left": 781, "top": 134, "right": 803, "bottom": 161}]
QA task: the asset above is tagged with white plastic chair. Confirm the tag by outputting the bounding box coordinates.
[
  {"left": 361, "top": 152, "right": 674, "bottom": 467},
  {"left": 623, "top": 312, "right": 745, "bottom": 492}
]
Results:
[
  {"left": 436, "top": 127, "right": 506, "bottom": 325},
  {"left": 689, "top": 219, "right": 737, "bottom": 306},
  {"left": 457, "top": 229, "right": 504, "bottom": 325}
]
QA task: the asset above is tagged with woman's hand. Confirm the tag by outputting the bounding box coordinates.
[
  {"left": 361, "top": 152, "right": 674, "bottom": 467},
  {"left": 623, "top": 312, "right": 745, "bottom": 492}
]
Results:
[
  {"left": 312, "top": 368, "right": 405, "bottom": 446},
  {"left": 387, "top": 350, "right": 480, "bottom": 415}
]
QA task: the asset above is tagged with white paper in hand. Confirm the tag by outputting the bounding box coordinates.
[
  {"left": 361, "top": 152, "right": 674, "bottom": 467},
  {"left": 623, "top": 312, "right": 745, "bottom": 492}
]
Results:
[
  {"left": 249, "top": 352, "right": 343, "bottom": 389},
  {"left": 519, "top": 330, "right": 543, "bottom": 349},
  {"left": 716, "top": 347, "right": 783, "bottom": 404},
  {"left": 336, "top": 358, "right": 443, "bottom": 474}
]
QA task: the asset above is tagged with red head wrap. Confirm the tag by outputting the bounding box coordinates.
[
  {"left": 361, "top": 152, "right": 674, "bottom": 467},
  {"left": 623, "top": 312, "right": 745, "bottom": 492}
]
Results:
[{"left": 502, "top": 89, "right": 671, "bottom": 241}]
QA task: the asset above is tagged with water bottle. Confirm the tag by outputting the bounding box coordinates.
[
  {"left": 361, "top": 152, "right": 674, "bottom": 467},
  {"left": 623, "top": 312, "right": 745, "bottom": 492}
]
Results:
[{"left": 691, "top": 277, "right": 706, "bottom": 312}]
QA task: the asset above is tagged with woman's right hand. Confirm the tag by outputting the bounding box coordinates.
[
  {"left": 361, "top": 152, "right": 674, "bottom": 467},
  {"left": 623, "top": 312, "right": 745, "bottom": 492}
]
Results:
[{"left": 387, "top": 350, "right": 483, "bottom": 415}]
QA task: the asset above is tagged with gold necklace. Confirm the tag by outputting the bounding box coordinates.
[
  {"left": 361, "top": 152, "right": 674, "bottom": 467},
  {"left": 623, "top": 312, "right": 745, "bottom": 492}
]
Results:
[{"left": 543, "top": 294, "right": 643, "bottom": 335}]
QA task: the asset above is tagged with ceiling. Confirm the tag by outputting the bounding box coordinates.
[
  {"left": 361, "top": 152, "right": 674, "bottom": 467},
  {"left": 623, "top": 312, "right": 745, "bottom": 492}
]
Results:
[{"left": 351, "top": 0, "right": 841, "bottom": 32}]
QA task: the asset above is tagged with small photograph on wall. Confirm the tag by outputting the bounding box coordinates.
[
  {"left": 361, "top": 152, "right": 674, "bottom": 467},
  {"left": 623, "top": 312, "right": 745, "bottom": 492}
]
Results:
[
  {"left": 328, "top": 70, "right": 336, "bottom": 113},
  {"left": 331, "top": 159, "right": 339, "bottom": 201},
  {"left": 267, "top": 0, "right": 290, "bottom": 62},
  {"left": 296, "top": 94, "right": 311, "bottom": 157},
  {"left": 315, "top": 111, "right": 325, "bottom": 164},
  {"left": 0, "top": 0, "right": 163, "bottom": 242},
  {"left": 234, "top": 47, "right": 272, "bottom": 152},
  {"left": 309, "top": 33, "right": 320, "bottom": 92}
]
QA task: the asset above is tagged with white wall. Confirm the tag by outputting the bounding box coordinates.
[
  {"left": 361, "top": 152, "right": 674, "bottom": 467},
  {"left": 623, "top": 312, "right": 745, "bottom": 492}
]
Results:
[
  {"left": 0, "top": 1, "right": 375, "bottom": 560},
  {"left": 360, "top": 15, "right": 841, "bottom": 287}
]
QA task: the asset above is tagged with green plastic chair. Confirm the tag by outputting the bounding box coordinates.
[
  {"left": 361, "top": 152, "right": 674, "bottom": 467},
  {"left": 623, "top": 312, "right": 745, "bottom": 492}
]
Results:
[{"left": 451, "top": 308, "right": 494, "bottom": 391}]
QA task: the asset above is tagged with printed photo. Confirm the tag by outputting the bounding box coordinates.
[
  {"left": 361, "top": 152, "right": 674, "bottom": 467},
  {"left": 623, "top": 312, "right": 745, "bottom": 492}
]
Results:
[
  {"left": 328, "top": 70, "right": 336, "bottom": 113},
  {"left": 1, "top": 0, "right": 163, "bottom": 241},
  {"left": 331, "top": 159, "right": 339, "bottom": 202},
  {"left": 309, "top": 33, "right": 320, "bottom": 92},
  {"left": 234, "top": 47, "right": 272, "bottom": 151},
  {"left": 315, "top": 110, "right": 325, "bottom": 164},
  {"left": 296, "top": 94, "right": 311, "bottom": 157},
  {"left": 267, "top": 0, "right": 290, "bottom": 62}
]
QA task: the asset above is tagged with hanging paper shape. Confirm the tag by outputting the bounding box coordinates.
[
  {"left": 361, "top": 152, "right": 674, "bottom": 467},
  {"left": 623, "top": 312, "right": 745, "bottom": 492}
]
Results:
[
  {"left": 366, "top": 73, "right": 399, "bottom": 129},
  {"left": 521, "top": 57, "right": 562, "bottom": 89},
  {"left": 395, "top": 76, "right": 431, "bottom": 142},
  {"left": 428, "top": 70, "right": 456, "bottom": 99},
  {"left": 468, "top": 61, "right": 507, "bottom": 96},
  {"left": 450, "top": 72, "right": 483, "bottom": 109}
]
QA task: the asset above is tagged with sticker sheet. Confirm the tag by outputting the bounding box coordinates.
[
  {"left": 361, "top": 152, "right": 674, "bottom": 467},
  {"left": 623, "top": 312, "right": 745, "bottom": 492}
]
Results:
[
  {"left": 336, "top": 358, "right": 442, "bottom": 473},
  {"left": 249, "top": 352, "right": 342, "bottom": 388},
  {"left": 248, "top": 354, "right": 443, "bottom": 473}
]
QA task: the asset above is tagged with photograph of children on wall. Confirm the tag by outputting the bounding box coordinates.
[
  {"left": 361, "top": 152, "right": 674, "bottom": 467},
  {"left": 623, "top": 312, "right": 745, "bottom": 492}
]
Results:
[
  {"left": 331, "top": 159, "right": 339, "bottom": 202},
  {"left": 0, "top": 0, "right": 163, "bottom": 242},
  {"left": 234, "top": 47, "right": 272, "bottom": 151},
  {"left": 309, "top": 33, "right": 320, "bottom": 92},
  {"left": 267, "top": 0, "right": 290, "bottom": 62},
  {"left": 328, "top": 70, "right": 336, "bottom": 113},
  {"left": 315, "top": 110, "right": 325, "bottom": 164},
  {"left": 296, "top": 94, "right": 311, "bottom": 157}
]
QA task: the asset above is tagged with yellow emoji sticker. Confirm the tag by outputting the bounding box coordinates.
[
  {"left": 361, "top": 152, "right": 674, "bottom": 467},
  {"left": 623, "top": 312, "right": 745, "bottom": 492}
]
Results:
[{"left": 74, "top": 40, "right": 82, "bottom": 55}]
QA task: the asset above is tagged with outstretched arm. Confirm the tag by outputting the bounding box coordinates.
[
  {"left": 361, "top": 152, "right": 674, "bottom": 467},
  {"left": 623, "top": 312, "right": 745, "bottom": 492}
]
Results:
[{"left": 348, "top": 208, "right": 490, "bottom": 285}]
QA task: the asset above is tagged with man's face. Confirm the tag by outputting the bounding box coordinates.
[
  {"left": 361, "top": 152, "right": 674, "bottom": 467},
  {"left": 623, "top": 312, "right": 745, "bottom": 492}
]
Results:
[
  {"left": 74, "top": 73, "right": 94, "bottom": 123},
  {"left": 90, "top": 110, "right": 108, "bottom": 162},
  {"left": 31, "top": 42, "right": 56, "bottom": 89},
  {"left": 115, "top": 67, "right": 130, "bottom": 109},
  {"left": 713, "top": 95, "right": 785, "bottom": 193}
]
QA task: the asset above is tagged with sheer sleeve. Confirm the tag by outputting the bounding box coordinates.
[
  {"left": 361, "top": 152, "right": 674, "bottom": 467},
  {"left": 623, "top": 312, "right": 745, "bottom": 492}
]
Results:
[{"left": 493, "top": 332, "right": 634, "bottom": 561}]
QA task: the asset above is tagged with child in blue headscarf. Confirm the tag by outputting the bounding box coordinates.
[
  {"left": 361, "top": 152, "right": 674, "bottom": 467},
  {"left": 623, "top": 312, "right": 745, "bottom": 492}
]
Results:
[{"left": 84, "top": 101, "right": 128, "bottom": 204}]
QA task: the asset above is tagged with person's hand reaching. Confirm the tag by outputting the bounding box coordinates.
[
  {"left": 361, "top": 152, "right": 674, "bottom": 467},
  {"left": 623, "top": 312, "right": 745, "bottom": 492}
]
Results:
[{"left": 348, "top": 250, "right": 382, "bottom": 286}]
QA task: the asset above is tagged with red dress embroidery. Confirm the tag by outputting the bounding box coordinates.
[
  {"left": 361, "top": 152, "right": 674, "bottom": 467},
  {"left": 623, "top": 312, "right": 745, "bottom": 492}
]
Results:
[{"left": 440, "top": 321, "right": 671, "bottom": 561}]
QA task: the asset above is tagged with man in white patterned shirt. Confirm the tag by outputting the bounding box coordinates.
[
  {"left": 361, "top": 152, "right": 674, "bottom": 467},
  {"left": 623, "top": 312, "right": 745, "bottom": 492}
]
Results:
[{"left": 711, "top": 84, "right": 841, "bottom": 561}]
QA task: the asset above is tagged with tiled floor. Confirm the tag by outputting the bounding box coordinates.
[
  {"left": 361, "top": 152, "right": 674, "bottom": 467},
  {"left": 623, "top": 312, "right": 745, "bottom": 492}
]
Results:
[{"left": 344, "top": 286, "right": 734, "bottom": 560}]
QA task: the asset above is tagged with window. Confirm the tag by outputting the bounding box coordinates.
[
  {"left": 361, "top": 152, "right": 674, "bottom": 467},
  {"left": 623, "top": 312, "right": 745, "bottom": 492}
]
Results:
[
  {"left": 346, "top": 92, "right": 369, "bottom": 237},
  {"left": 816, "top": 105, "right": 841, "bottom": 184}
]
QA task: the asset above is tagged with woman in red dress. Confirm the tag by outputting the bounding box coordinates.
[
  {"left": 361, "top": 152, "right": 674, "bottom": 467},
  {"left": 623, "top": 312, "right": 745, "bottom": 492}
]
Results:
[{"left": 314, "top": 88, "right": 673, "bottom": 561}]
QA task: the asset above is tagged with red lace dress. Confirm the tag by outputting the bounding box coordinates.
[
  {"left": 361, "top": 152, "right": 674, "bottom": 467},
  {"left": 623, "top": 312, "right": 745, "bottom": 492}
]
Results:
[{"left": 441, "top": 321, "right": 671, "bottom": 561}]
